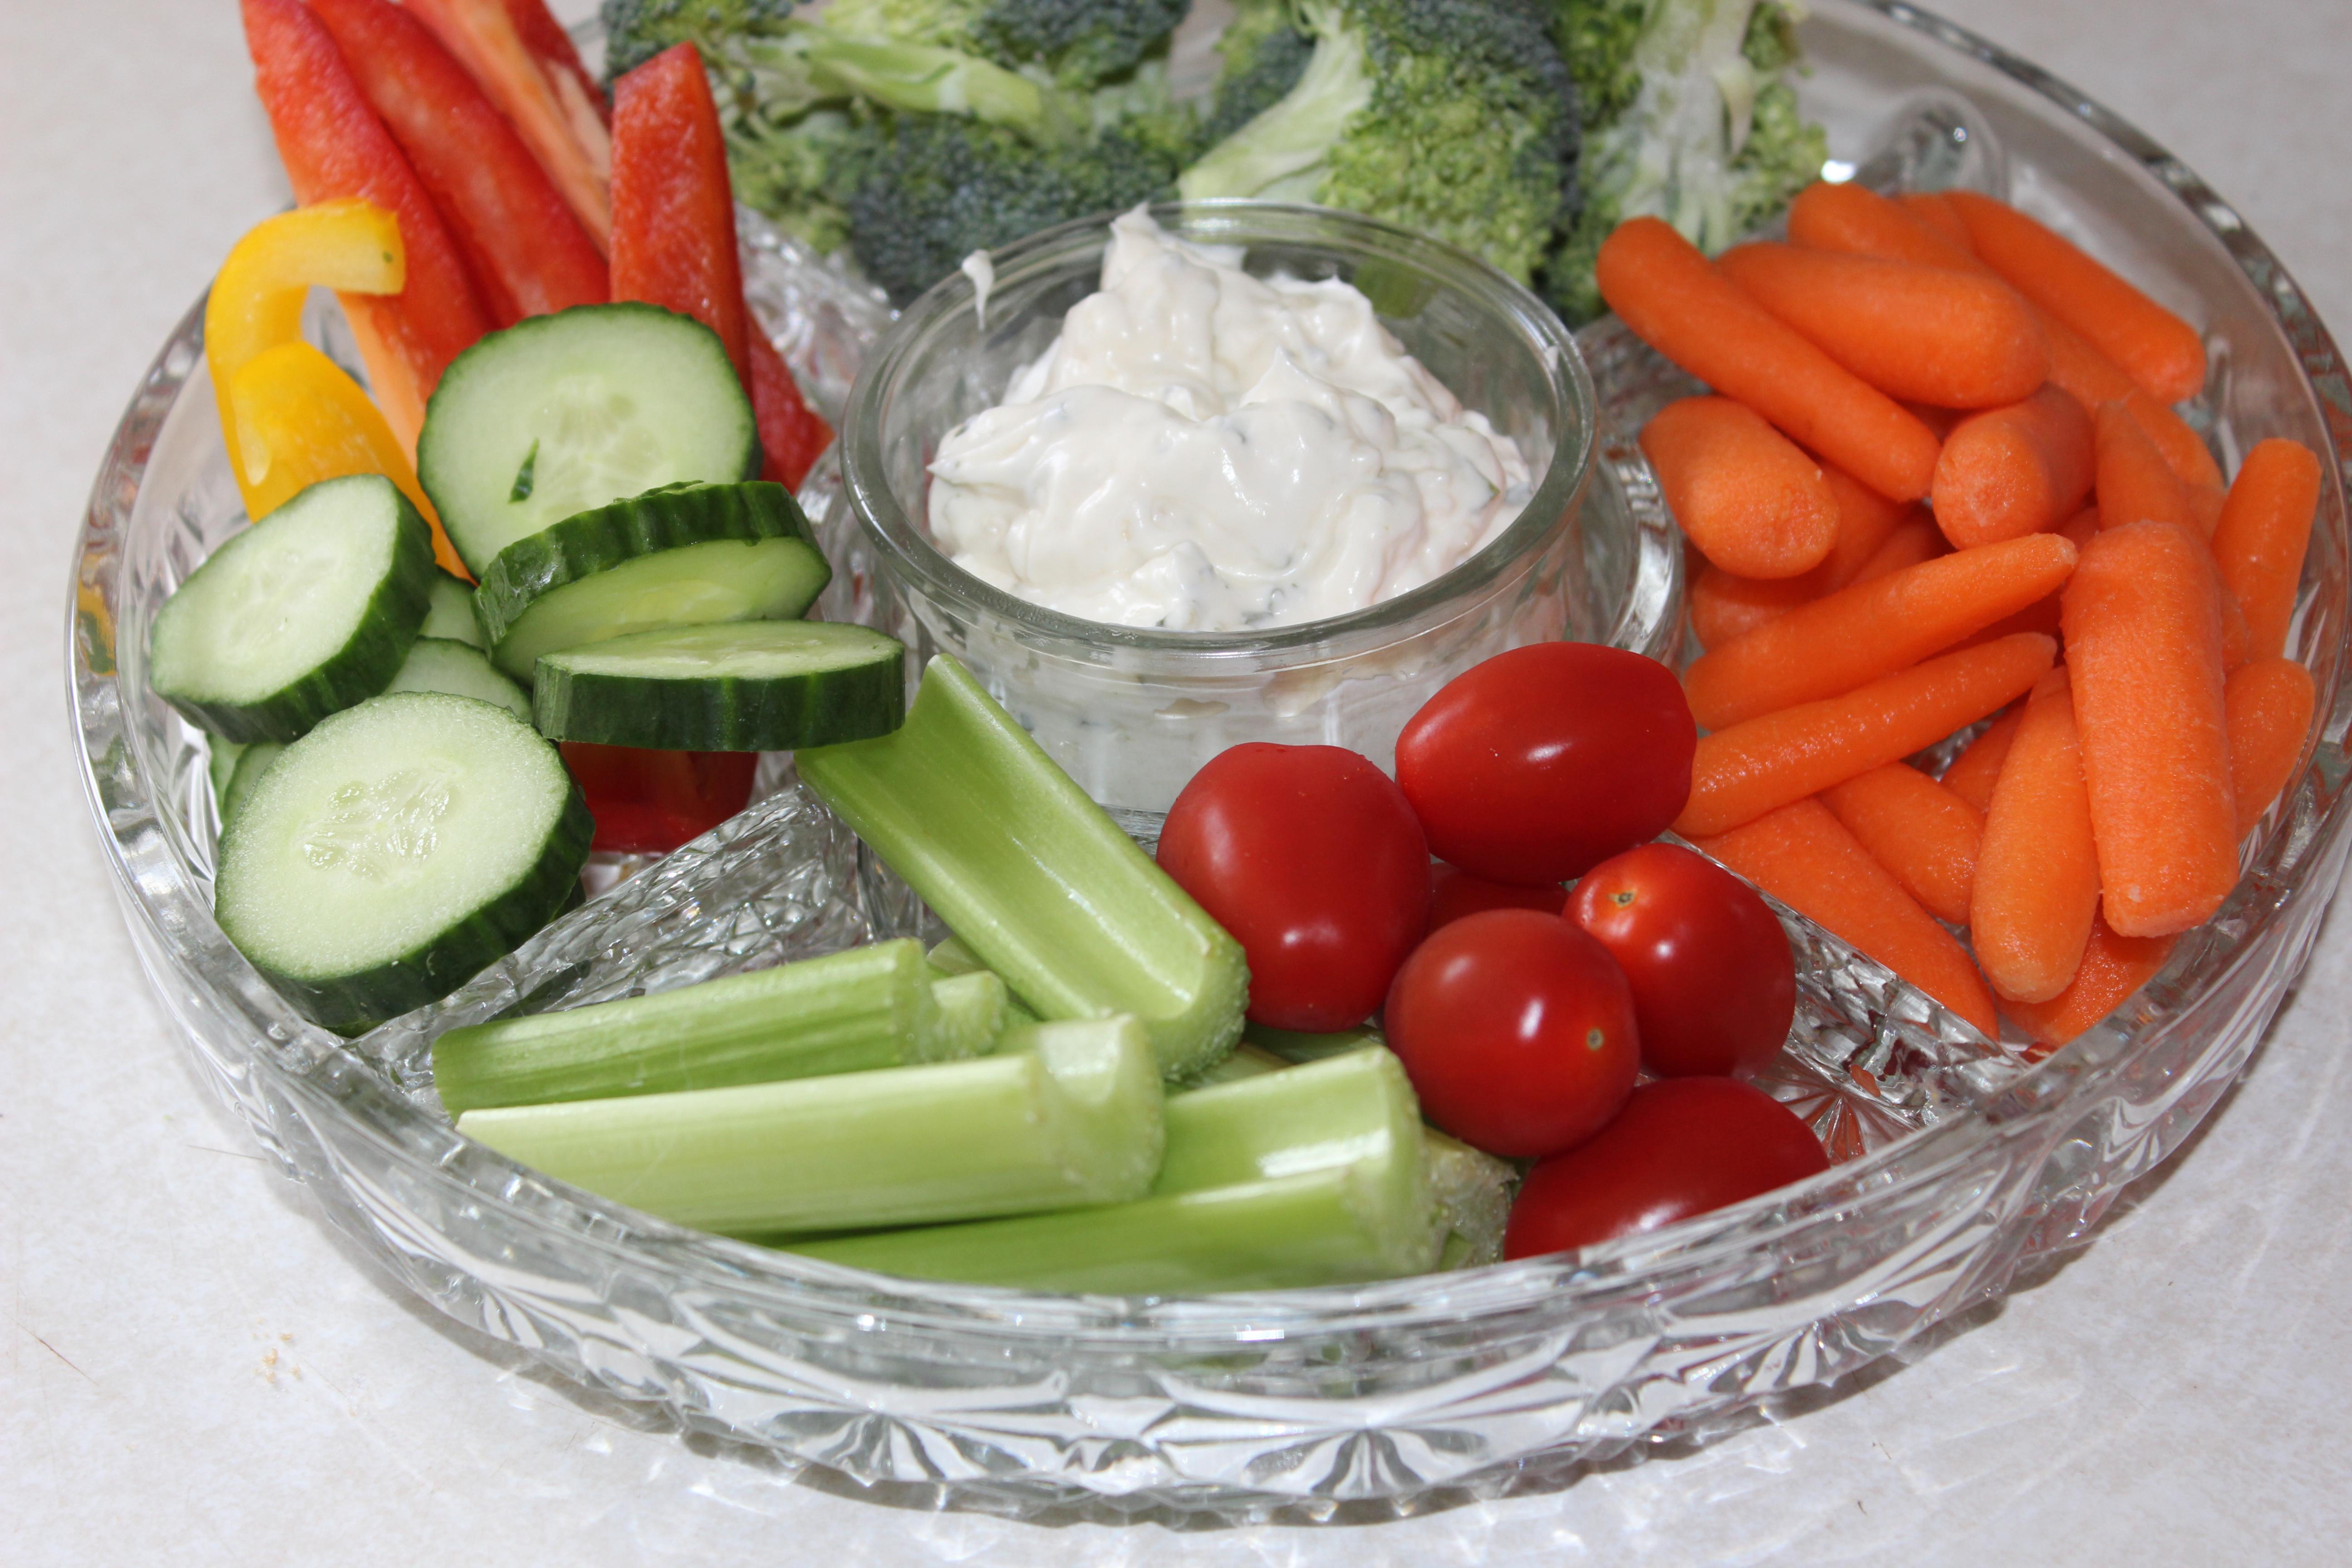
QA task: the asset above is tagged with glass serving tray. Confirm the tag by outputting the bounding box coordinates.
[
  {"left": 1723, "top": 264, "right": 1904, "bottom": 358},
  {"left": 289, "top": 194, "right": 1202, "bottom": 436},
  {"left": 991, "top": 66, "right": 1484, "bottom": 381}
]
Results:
[{"left": 65, "top": 0, "right": 2350, "bottom": 1520}]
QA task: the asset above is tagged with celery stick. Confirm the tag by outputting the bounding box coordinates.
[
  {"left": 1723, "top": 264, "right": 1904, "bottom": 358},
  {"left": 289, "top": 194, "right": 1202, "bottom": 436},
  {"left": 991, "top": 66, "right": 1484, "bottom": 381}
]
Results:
[
  {"left": 1423, "top": 1128, "right": 1517, "bottom": 1270},
  {"left": 459, "top": 1016, "right": 1163, "bottom": 1234},
  {"left": 1245, "top": 1019, "right": 1387, "bottom": 1065},
  {"left": 929, "top": 936, "right": 1040, "bottom": 1026},
  {"left": 432, "top": 939, "right": 952, "bottom": 1113},
  {"left": 1185, "top": 1042, "right": 1291, "bottom": 1087},
  {"left": 784, "top": 1046, "right": 1439, "bottom": 1293},
  {"left": 928, "top": 970, "right": 1007, "bottom": 1058},
  {"left": 801, "top": 657, "right": 1247, "bottom": 1080}
]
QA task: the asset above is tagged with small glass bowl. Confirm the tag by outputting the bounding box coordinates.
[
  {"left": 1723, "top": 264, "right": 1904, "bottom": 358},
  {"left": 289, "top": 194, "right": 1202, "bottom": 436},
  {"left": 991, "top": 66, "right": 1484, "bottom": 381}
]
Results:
[
  {"left": 66, "top": 0, "right": 2352, "bottom": 1519},
  {"left": 826, "top": 201, "right": 1675, "bottom": 812}
]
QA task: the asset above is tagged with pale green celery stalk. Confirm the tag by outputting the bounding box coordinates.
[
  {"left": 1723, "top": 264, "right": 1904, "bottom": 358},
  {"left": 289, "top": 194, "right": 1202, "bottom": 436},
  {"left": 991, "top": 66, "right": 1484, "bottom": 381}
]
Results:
[
  {"left": 1214, "top": 1034, "right": 1520, "bottom": 1270},
  {"left": 801, "top": 657, "right": 1248, "bottom": 1081},
  {"left": 458, "top": 1016, "right": 1163, "bottom": 1235},
  {"left": 786, "top": 1046, "right": 1438, "bottom": 1293},
  {"left": 1423, "top": 1128, "right": 1518, "bottom": 1270},
  {"left": 929, "top": 936, "right": 1041, "bottom": 1026},
  {"left": 1244, "top": 1019, "right": 1386, "bottom": 1066},
  {"left": 432, "top": 940, "right": 951, "bottom": 1114},
  {"left": 928, "top": 970, "right": 1007, "bottom": 1058},
  {"left": 1184, "top": 1042, "right": 1291, "bottom": 1087}
]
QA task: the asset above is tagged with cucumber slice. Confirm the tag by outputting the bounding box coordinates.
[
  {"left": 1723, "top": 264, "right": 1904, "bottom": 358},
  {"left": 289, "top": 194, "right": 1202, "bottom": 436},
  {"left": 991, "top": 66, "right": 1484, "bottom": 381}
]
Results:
[
  {"left": 417, "top": 303, "right": 758, "bottom": 574},
  {"left": 219, "top": 740, "right": 286, "bottom": 829},
  {"left": 420, "top": 569, "right": 484, "bottom": 647},
  {"left": 474, "top": 481, "right": 830, "bottom": 680},
  {"left": 215, "top": 691, "right": 593, "bottom": 1035},
  {"left": 532, "top": 622, "right": 906, "bottom": 751},
  {"left": 386, "top": 636, "right": 531, "bottom": 721},
  {"left": 149, "top": 473, "right": 434, "bottom": 742},
  {"left": 207, "top": 739, "right": 246, "bottom": 806}
]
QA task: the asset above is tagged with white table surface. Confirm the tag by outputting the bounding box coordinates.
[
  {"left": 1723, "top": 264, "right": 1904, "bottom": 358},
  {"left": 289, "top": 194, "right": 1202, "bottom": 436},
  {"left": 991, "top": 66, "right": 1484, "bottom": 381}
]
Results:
[{"left": 7, "top": 3, "right": 2350, "bottom": 1563}]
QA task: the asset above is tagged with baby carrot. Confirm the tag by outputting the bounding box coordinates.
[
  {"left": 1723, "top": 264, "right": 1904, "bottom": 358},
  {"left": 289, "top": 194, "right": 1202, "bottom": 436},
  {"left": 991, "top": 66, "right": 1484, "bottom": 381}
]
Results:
[
  {"left": 1786, "top": 183, "right": 2220, "bottom": 488},
  {"left": 2001, "top": 914, "right": 2177, "bottom": 1048},
  {"left": 1899, "top": 191, "right": 1974, "bottom": 250},
  {"left": 1943, "top": 190, "right": 2207, "bottom": 405},
  {"left": 1787, "top": 181, "right": 1980, "bottom": 271},
  {"left": 2187, "top": 483, "right": 2225, "bottom": 539},
  {"left": 2225, "top": 656, "right": 2317, "bottom": 838},
  {"left": 1939, "top": 703, "right": 2025, "bottom": 813},
  {"left": 2210, "top": 437, "right": 2323, "bottom": 662},
  {"left": 1640, "top": 396, "right": 1840, "bottom": 578},
  {"left": 2062, "top": 521, "right": 2238, "bottom": 936},
  {"left": 2094, "top": 400, "right": 2194, "bottom": 533},
  {"left": 1849, "top": 510, "right": 1946, "bottom": 587},
  {"left": 1684, "top": 532, "right": 2078, "bottom": 728},
  {"left": 1955, "top": 508, "right": 2099, "bottom": 650},
  {"left": 1820, "top": 762, "right": 1984, "bottom": 926},
  {"left": 1931, "top": 386, "right": 2097, "bottom": 549},
  {"left": 1970, "top": 666, "right": 2101, "bottom": 1004},
  {"left": 1717, "top": 241, "right": 2048, "bottom": 409},
  {"left": 1685, "top": 464, "right": 1910, "bottom": 646},
  {"left": 1673, "top": 632, "right": 2056, "bottom": 838},
  {"left": 1595, "top": 217, "right": 1944, "bottom": 502},
  {"left": 1689, "top": 565, "right": 1816, "bottom": 648},
  {"left": 1692, "top": 799, "right": 1999, "bottom": 1038}
]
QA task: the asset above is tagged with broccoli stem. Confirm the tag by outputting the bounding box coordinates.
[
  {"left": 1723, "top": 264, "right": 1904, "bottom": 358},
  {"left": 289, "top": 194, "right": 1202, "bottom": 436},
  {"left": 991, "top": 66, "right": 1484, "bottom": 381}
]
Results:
[{"left": 1177, "top": 1, "right": 1370, "bottom": 203}]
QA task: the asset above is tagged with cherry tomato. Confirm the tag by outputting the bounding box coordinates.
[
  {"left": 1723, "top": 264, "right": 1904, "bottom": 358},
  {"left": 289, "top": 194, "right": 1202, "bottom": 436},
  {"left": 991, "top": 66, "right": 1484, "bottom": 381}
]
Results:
[
  {"left": 1568, "top": 843, "right": 1795, "bottom": 1078},
  {"left": 1382, "top": 908, "right": 1639, "bottom": 1157},
  {"left": 1428, "top": 863, "right": 1567, "bottom": 931},
  {"left": 1502, "top": 1078, "right": 1830, "bottom": 1259},
  {"left": 1157, "top": 743, "right": 1431, "bottom": 1032},
  {"left": 1395, "top": 643, "right": 1696, "bottom": 885},
  {"left": 561, "top": 743, "right": 758, "bottom": 854}
]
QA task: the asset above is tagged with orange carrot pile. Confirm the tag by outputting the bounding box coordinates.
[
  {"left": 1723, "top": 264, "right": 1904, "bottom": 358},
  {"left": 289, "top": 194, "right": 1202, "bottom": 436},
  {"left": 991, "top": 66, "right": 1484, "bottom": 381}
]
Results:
[
  {"left": 2211, "top": 437, "right": 2323, "bottom": 661},
  {"left": 1684, "top": 532, "right": 2077, "bottom": 728},
  {"left": 1944, "top": 191, "right": 2208, "bottom": 404},
  {"left": 1639, "top": 395, "right": 1839, "bottom": 578},
  {"left": 1597, "top": 217, "right": 1942, "bottom": 501},
  {"left": 1970, "top": 667, "right": 2100, "bottom": 1003},
  {"left": 2061, "top": 521, "right": 2238, "bottom": 936},
  {"left": 1715, "top": 242, "right": 2049, "bottom": 409},
  {"left": 2225, "top": 657, "right": 2318, "bottom": 838},
  {"left": 1931, "top": 386, "right": 2095, "bottom": 548},
  {"left": 1674, "top": 633, "right": 2054, "bottom": 838},
  {"left": 1820, "top": 763, "right": 1983, "bottom": 926},
  {"left": 1693, "top": 800, "right": 2000, "bottom": 1038},
  {"left": 1604, "top": 181, "right": 2326, "bottom": 1046},
  {"left": 2093, "top": 400, "right": 2197, "bottom": 534}
]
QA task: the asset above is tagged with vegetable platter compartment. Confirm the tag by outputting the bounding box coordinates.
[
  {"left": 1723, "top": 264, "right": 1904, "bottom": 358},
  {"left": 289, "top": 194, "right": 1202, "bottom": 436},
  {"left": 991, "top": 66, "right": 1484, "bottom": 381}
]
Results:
[{"left": 67, "top": 0, "right": 2352, "bottom": 1519}]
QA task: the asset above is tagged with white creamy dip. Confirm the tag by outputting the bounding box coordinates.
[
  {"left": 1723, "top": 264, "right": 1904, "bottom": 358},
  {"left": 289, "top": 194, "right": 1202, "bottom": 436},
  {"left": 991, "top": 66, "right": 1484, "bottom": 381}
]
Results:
[{"left": 926, "top": 208, "right": 1534, "bottom": 632}]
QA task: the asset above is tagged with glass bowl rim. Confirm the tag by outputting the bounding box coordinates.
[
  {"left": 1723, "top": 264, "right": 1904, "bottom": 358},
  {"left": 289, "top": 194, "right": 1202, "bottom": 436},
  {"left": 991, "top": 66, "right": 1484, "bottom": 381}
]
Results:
[
  {"left": 837, "top": 198, "right": 1605, "bottom": 660},
  {"left": 65, "top": 0, "right": 2352, "bottom": 1352}
]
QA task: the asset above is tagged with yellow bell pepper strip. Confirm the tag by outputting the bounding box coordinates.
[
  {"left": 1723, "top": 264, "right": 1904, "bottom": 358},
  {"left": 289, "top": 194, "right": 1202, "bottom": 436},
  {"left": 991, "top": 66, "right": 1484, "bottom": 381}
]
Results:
[
  {"left": 227, "top": 341, "right": 465, "bottom": 574},
  {"left": 205, "top": 200, "right": 466, "bottom": 573}
]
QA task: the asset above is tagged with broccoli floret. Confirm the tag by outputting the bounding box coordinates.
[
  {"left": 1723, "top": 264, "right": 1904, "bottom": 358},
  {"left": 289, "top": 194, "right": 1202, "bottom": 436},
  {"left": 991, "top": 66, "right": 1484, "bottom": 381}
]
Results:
[
  {"left": 1178, "top": 0, "right": 1580, "bottom": 286},
  {"left": 1542, "top": 0, "right": 1827, "bottom": 322},
  {"left": 1199, "top": 0, "right": 1317, "bottom": 146},
  {"left": 1551, "top": 0, "right": 1649, "bottom": 126},
  {"left": 824, "top": 0, "right": 1189, "bottom": 90},
  {"left": 843, "top": 114, "right": 1183, "bottom": 304},
  {"left": 603, "top": 0, "right": 794, "bottom": 80}
]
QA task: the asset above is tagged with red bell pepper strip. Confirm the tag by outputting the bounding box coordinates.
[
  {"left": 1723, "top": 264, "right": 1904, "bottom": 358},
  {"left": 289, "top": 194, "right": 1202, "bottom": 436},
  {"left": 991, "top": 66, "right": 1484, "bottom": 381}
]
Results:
[
  {"left": 612, "top": 43, "right": 831, "bottom": 485},
  {"left": 306, "top": 0, "right": 607, "bottom": 325},
  {"left": 240, "top": 0, "right": 493, "bottom": 450},
  {"left": 609, "top": 44, "right": 752, "bottom": 382},
  {"left": 748, "top": 329, "right": 834, "bottom": 490},
  {"left": 560, "top": 744, "right": 760, "bottom": 856},
  {"left": 404, "top": 0, "right": 613, "bottom": 251}
]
